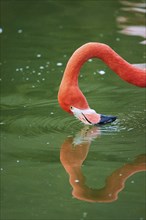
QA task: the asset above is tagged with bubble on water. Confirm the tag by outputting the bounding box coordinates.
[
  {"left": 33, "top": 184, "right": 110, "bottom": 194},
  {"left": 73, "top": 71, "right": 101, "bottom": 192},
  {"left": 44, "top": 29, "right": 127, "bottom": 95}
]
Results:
[
  {"left": 0, "top": 27, "right": 3, "bottom": 33},
  {"left": 116, "top": 37, "right": 120, "bottom": 41},
  {"left": 38, "top": 72, "right": 41, "bottom": 75},
  {"left": 98, "top": 70, "right": 105, "bottom": 75},
  {"left": 16, "top": 160, "right": 20, "bottom": 163},
  {"left": 83, "top": 212, "right": 87, "bottom": 218},
  {"left": 46, "top": 142, "right": 50, "bottom": 145},
  {"left": 88, "top": 59, "right": 92, "bottom": 62},
  {"left": 50, "top": 112, "right": 54, "bottom": 115},
  {"left": 37, "top": 54, "right": 42, "bottom": 58},
  {"left": 39, "top": 66, "right": 44, "bottom": 70},
  {"left": 26, "top": 77, "right": 29, "bottom": 80},
  {"left": 119, "top": 173, "right": 123, "bottom": 176},
  {"left": 42, "top": 78, "right": 45, "bottom": 81},
  {"left": 99, "top": 33, "right": 103, "bottom": 37},
  {"left": 131, "top": 180, "right": 134, "bottom": 184},
  {"left": 56, "top": 62, "right": 63, "bottom": 66},
  {"left": 32, "top": 85, "right": 35, "bottom": 88},
  {"left": 75, "top": 179, "right": 79, "bottom": 183},
  {"left": 26, "top": 66, "right": 29, "bottom": 69},
  {"left": 18, "top": 29, "right": 23, "bottom": 33}
]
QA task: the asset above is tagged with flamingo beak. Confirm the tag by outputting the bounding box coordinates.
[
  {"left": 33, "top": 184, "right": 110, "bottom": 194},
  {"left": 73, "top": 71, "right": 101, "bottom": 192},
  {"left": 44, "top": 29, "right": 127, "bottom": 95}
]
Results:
[
  {"left": 98, "top": 114, "right": 117, "bottom": 125},
  {"left": 70, "top": 106, "right": 117, "bottom": 125}
]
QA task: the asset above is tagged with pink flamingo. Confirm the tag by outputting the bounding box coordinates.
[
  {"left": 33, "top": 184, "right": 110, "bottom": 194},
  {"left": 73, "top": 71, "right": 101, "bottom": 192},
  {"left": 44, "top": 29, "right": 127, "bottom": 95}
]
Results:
[{"left": 58, "top": 42, "right": 146, "bottom": 125}]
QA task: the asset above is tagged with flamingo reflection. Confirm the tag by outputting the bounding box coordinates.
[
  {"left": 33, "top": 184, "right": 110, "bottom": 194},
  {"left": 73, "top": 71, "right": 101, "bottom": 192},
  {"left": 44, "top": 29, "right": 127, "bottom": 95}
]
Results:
[{"left": 60, "top": 127, "right": 146, "bottom": 203}]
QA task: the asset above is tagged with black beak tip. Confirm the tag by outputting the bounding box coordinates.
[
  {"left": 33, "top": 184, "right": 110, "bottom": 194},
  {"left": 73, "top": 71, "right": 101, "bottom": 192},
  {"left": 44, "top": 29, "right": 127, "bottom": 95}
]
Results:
[{"left": 98, "top": 114, "right": 117, "bottom": 125}]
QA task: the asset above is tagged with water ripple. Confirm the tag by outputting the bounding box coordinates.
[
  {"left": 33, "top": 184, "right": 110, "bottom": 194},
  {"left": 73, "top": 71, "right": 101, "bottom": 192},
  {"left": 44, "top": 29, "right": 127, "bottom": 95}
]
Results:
[
  {"left": 1, "top": 101, "right": 145, "bottom": 137},
  {"left": 0, "top": 107, "right": 81, "bottom": 137}
]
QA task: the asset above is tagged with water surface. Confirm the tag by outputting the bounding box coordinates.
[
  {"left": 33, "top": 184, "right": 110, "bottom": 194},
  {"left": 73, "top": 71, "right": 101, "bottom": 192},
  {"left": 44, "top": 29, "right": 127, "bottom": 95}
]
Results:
[{"left": 1, "top": 0, "right": 146, "bottom": 220}]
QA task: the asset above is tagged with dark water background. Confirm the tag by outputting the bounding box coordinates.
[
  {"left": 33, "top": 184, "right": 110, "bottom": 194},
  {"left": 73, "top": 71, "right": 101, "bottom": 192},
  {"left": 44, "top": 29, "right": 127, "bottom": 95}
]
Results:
[{"left": 0, "top": 0, "right": 146, "bottom": 220}]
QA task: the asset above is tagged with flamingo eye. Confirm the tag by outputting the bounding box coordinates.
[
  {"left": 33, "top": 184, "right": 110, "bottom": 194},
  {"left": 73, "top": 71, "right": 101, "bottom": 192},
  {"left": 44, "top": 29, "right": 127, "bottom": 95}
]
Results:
[{"left": 70, "top": 106, "right": 73, "bottom": 110}]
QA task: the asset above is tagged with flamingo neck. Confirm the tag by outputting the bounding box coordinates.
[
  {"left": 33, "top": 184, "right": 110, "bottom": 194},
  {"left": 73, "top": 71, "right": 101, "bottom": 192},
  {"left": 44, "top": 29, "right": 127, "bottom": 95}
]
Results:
[{"left": 62, "top": 42, "right": 146, "bottom": 88}]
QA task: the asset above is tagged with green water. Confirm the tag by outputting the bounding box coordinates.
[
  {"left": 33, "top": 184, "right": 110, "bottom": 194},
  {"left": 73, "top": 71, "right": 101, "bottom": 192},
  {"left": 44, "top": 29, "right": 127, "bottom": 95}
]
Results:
[{"left": 0, "top": 0, "right": 146, "bottom": 220}]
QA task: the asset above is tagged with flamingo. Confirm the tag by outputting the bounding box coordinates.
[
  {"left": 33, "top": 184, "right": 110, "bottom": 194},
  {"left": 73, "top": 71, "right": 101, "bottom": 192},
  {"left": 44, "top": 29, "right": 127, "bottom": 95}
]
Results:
[{"left": 58, "top": 42, "right": 146, "bottom": 125}]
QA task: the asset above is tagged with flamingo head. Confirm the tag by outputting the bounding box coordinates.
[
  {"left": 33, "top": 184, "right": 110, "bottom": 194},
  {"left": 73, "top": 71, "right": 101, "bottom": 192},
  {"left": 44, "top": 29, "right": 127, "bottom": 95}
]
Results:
[
  {"left": 58, "top": 86, "right": 116, "bottom": 125},
  {"left": 70, "top": 106, "right": 117, "bottom": 125}
]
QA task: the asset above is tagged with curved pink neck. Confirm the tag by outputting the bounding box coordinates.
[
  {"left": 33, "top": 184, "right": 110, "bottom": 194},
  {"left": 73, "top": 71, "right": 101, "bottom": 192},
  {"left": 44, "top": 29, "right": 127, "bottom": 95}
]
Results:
[{"left": 62, "top": 42, "right": 146, "bottom": 88}]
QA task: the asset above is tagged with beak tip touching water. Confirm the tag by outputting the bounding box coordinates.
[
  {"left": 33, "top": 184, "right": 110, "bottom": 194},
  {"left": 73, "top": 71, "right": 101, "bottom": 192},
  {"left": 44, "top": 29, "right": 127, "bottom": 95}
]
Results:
[{"left": 98, "top": 114, "right": 117, "bottom": 125}]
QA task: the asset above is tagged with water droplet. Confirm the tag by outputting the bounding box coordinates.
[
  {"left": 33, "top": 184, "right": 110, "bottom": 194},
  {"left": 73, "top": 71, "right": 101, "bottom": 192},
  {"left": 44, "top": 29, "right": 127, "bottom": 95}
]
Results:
[
  {"left": 99, "top": 33, "right": 103, "bottom": 37},
  {"left": 37, "top": 54, "right": 42, "bottom": 58},
  {"left": 116, "top": 37, "right": 120, "bottom": 41},
  {"left": 83, "top": 212, "right": 87, "bottom": 218},
  {"left": 18, "top": 29, "right": 23, "bottom": 33},
  {"left": 0, "top": 27, "right": 3, "bottom": 33},
  {"left": 38, "top": 72, "right": 41, "bottom": 75},
  {"left": 56, "top": 62, "right": 63, "bottom": 66},
  {"left": 16, "top": 160, "right": 20, "bottom": 163},
  {"left": 50, "top": 112, "right": 54, "bottom": 115},
  {"left": 0, "top": 122, "right": 5, "bottom": 125},
  {"left": 98, "top": 70, "right": 105, "bottom": 75},
  {"left": 39, "top": 66, "right": 44, "bottom": 70}
]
